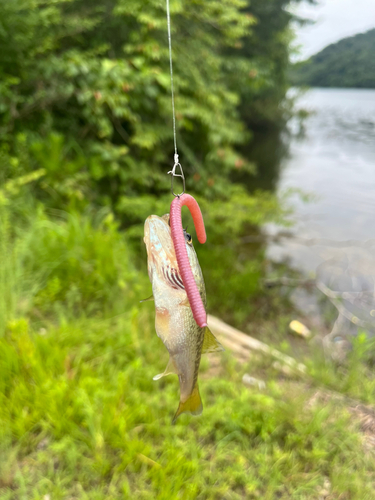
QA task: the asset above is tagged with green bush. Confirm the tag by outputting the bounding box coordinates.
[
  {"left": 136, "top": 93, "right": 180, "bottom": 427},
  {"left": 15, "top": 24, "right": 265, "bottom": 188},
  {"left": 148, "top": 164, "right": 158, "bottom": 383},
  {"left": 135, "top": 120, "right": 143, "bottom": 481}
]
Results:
[
  {"left": 0, "top": 182, "right": 147, "bottom": 332},
  {"left": 20, "top": 209, "right": 144, "bottom": 317},
  {"left": 0, "top": 0, "right": 308, "bottom": 226}
]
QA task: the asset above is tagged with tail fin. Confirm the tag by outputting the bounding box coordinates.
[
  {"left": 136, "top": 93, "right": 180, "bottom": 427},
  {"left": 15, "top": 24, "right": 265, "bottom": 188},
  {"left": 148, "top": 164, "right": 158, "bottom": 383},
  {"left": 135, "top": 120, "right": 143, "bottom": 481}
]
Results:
[{"left": 172, "top": 384, "right": 203, "bottom": 424}]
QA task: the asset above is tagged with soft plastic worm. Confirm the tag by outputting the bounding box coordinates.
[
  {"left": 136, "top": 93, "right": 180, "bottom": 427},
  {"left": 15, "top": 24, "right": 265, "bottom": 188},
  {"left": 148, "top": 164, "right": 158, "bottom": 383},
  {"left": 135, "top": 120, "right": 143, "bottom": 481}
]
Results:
[{"left": 170, "top": 194, "right": 207, "bottom": 328}]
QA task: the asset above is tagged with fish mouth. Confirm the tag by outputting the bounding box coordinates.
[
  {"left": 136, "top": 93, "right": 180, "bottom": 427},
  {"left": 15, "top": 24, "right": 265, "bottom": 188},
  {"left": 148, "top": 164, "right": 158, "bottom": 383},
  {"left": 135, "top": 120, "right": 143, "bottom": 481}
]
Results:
[{"left": 144, "top": 214, "right": 176, "bottom": 266}]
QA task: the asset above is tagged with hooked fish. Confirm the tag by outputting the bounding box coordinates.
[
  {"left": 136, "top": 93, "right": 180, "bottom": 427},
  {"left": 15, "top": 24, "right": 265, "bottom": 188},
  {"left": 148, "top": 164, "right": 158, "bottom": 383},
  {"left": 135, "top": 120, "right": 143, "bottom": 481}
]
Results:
[{"left": 144, "top": 213, "right": 224, "bottom": 423}]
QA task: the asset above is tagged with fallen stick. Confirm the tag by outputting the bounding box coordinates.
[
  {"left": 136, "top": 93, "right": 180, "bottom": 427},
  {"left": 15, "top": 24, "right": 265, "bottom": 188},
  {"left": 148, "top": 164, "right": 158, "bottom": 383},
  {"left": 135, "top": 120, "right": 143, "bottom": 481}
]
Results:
[
  {"left": 207, "top": 314, "right": 307, "bottom": 374},
  {"left": 217, "top": 335, "right": 250, "bottom": 359}
]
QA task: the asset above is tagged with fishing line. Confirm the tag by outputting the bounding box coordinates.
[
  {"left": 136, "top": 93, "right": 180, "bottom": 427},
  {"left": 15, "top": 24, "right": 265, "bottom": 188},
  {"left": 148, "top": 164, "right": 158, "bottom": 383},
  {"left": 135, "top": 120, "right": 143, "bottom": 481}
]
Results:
[
  {"left": 166, "top": 0, "right": 177, "bottom": 163},
  {"left": 164, "top": 0, "right": 207, "bottom": 328},
  {"left": 166, "top": 0, "right": 185, "bottom": 197}
]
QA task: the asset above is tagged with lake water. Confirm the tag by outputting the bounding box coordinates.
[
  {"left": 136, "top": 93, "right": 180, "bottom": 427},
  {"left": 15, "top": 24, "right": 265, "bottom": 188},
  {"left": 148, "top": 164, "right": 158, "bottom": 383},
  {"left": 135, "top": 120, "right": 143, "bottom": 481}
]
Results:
[
  {"left": 267, "top": 88, "right": 375, "bottom": 275},
  {"left": 264, "top": 88, "right": 375, "bottom": 335}
]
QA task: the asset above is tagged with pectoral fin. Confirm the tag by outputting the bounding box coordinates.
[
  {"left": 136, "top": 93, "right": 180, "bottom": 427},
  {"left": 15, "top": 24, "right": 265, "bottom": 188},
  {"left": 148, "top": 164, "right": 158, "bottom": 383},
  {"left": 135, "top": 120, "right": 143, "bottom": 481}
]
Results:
[
  {"left": 172, "top": 384, "right": 203, "bottom": 423},
  {"left": 202, "top": 327, "right": 225, "bottom": 354},
  {"left": 153, "top": 356, "right": 177, "bottom": 381},
  {"left": 140, "top": 294, "right": 154, "bottom": 303}
]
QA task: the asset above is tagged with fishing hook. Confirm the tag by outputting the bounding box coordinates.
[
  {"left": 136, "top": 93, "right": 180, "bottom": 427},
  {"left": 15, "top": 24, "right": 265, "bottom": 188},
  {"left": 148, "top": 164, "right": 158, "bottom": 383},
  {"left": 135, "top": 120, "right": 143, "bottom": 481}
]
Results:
[
  {"left": 168, "top": 154, "right": 186, "bottom": 197},
  {"left": 170, "top": 193, "right": 207, "bottom": 328}
]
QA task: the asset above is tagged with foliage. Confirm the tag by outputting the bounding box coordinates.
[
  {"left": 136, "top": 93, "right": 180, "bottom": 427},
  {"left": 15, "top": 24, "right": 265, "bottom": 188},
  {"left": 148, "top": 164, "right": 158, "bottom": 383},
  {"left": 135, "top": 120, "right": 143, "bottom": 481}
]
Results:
[
  {"left": 235, "top": 0, "right": 301, "bottom": 131},
  {"left": 0, "top": 0, "right": 249, "bottom": 214},
  {"left": 20, "top": 209, "right": 143, "bottom": 317},
  {"left": 0, "top": 183, "right": 146, "bottom": 336},
  {"left": 291, "top": 28, "right": 375, "bottom": 89},
  {"left": 0, "top": 0, "right": 310, "bottom": 229},
  {"left": 307, "top": 333, "right": 375, "bottom": 403}
]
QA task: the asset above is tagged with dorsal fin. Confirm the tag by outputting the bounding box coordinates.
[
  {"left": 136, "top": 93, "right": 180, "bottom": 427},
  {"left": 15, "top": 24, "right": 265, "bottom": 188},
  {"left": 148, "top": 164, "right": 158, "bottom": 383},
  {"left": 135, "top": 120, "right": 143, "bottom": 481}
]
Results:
[{"left": 202, "top": 327, "right": 224, "bottom": 354}]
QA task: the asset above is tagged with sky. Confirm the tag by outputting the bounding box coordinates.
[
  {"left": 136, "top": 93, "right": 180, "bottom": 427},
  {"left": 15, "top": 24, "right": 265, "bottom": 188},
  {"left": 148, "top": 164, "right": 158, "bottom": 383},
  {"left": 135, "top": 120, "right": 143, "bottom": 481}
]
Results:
[{"left": 292, "top": 0, "right": 375, "bottom": 60}]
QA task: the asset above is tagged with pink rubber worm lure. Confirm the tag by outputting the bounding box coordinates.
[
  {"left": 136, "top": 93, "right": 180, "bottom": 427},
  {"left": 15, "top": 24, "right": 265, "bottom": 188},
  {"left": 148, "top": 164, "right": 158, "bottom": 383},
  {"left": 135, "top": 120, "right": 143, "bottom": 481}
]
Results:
[{"left": 170, "top": 193, "right": 207, "bottom": 328}]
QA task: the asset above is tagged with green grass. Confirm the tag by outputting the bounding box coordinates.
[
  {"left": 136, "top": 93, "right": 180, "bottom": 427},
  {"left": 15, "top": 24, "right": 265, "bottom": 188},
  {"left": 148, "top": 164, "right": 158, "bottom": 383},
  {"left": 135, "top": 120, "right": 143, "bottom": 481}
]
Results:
[
  {"left": 1, "top": 194, "right": 375, "bottom": 499},
  {"left": 1, "top": 311, "right": 375, "bottom": 499}
]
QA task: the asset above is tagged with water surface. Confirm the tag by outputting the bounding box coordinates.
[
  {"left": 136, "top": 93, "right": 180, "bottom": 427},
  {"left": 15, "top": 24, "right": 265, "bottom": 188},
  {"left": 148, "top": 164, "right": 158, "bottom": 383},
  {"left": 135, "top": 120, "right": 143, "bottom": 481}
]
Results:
[{"left": 268, "top": 88, "right": 375, "bottom": 274}]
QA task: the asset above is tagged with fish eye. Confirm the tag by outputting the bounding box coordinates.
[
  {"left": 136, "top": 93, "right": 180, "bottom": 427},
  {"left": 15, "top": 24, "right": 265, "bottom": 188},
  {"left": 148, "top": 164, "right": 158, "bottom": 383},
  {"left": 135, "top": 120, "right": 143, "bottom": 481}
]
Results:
[{"left": 184, "top": 231, "right": 192, "bottom": 245}]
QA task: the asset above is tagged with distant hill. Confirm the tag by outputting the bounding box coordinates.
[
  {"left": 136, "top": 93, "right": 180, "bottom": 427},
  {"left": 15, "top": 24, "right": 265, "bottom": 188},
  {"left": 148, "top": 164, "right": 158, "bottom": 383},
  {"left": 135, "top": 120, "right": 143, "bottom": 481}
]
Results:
[{"left": 291, "top": 28, "right": 375, "bottom": 88}]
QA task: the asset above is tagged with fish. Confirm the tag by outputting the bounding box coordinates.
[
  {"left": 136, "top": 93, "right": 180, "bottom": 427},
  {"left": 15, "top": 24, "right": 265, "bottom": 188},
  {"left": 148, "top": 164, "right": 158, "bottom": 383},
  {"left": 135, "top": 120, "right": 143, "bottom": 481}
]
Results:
[{"left": 143, "top": 213, "right": 224, "bottom": 423}]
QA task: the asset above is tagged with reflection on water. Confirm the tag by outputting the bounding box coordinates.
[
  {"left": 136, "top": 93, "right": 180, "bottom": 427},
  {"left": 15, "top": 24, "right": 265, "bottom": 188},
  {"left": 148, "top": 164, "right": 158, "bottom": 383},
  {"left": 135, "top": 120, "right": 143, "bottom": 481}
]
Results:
[{"left": 235, "top": 129, "right": 289, "bottom": 192}]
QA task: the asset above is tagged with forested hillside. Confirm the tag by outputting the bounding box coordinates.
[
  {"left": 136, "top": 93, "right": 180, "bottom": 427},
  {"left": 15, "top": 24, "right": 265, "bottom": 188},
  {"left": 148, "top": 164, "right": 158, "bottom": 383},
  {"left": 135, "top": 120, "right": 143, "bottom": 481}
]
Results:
[{"left": 291, "top": 28, "right": 375, "bottom": 88}]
